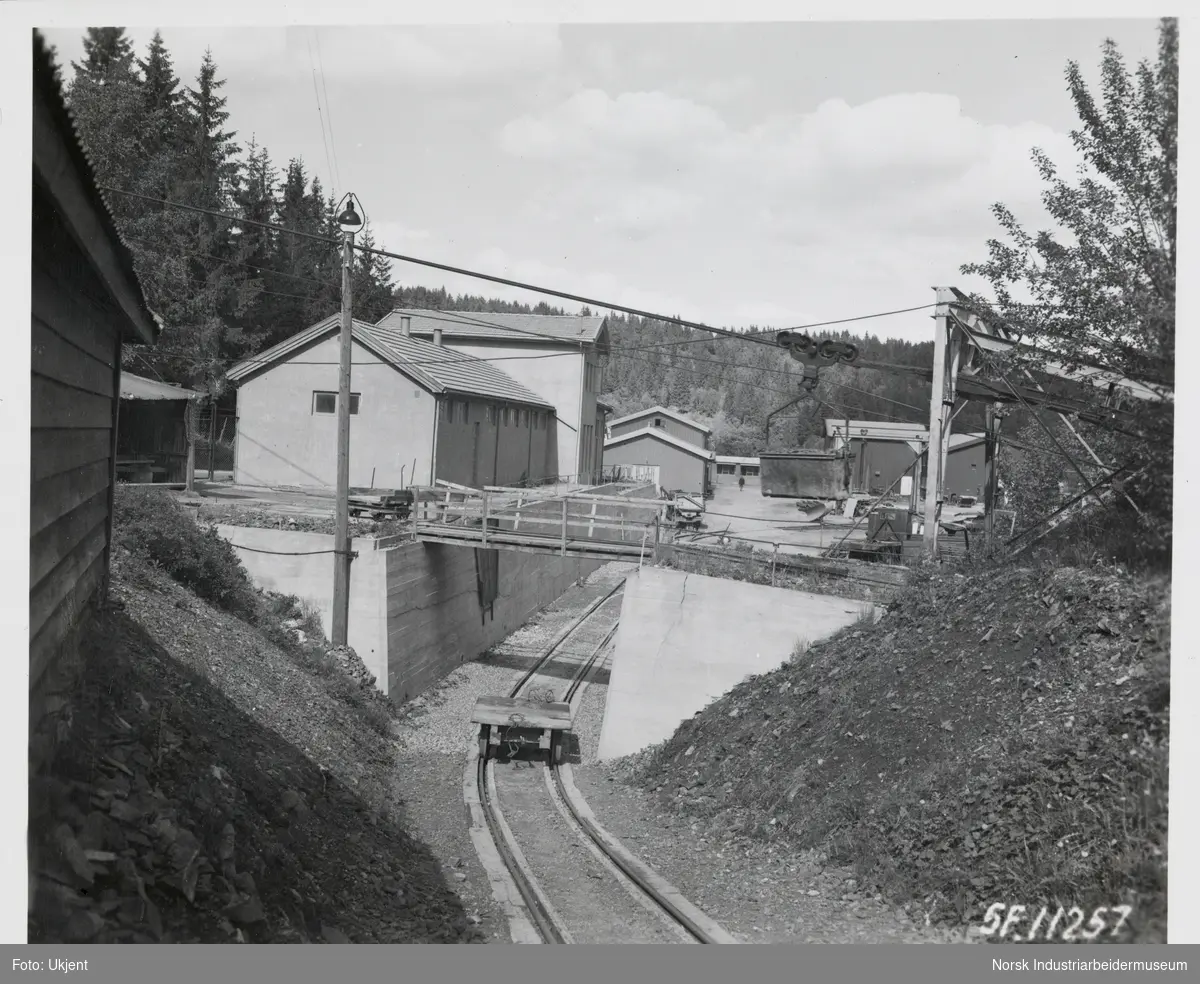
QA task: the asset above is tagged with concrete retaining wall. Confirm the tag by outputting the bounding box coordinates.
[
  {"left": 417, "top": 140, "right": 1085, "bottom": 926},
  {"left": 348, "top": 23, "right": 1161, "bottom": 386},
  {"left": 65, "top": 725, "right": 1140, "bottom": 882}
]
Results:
[
  {"left": 215, "top": 525, "right": 602, "bottom": 704},
  {"left": 383, "top": 543, "right": 602, "bottom": 702},
  {"left": 216, "top": 525, "right": 395, "bottom": 690}
]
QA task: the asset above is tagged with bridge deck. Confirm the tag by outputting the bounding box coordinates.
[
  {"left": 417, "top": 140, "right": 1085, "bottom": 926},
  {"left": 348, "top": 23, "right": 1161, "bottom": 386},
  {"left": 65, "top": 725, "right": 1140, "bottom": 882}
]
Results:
[{"left": 409, "top": 483, "right": 667, "bottom": 560}]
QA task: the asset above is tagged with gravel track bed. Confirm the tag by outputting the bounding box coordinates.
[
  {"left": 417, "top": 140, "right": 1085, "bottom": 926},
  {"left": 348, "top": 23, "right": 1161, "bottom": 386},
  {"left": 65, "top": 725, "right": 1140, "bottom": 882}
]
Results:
[
  {"left": 573, "top": 762, "right": 968, "bottom": 943},
  {"left": 385, "top": 563, "right": 634, "bottom": 943},
  {"left": 492, "top": 762, "right": 685, "bottom": 944}
]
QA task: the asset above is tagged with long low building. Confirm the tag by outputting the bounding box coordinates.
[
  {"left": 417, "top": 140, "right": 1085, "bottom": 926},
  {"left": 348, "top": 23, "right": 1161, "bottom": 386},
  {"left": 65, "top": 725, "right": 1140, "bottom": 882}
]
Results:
[
  {"left": 714, "top": 455, "right": 760, "bottom": 487},
  {"left": 227, "top": 315, "right": 558, "bottom": 490}
]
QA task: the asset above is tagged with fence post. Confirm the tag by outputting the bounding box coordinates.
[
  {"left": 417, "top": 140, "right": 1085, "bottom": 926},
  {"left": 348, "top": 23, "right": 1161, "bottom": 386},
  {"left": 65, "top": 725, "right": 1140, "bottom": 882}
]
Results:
[
  {"left": 771, "top": 543, "right": 779, "bottom": 586},
  {"left": 482, "top": 492, "right": 489, "bottom": 548},
  {"left": 561, "top": 497, "right": 569, "bottom": 555}
]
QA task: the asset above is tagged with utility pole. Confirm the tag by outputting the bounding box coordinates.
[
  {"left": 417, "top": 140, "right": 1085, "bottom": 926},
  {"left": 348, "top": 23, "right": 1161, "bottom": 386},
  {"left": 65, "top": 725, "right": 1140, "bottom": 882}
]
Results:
[
  {"left": 923, "top": 288, "right": 965, "bottom": 560},
  {"left": 332, "top": 193, "right": 364, "bottom": 647},
  {"left": 923, "top": 298, "right": 950, "bottom": 560},
  {"left": 983, "top": 403, "right": 1005, "bottom": 537}
]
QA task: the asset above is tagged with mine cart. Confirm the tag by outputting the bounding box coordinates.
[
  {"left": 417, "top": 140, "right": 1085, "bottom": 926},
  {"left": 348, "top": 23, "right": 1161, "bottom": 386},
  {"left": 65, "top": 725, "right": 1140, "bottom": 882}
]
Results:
[{"left": 471, "top": 696, "right": 572, "bottom": 764}]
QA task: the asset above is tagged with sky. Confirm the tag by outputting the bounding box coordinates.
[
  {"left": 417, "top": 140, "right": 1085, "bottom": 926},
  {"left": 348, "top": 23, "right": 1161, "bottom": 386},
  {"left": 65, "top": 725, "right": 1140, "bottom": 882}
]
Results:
[{"left": 41, "top": 18, "right": 1164, "bottom": 343}]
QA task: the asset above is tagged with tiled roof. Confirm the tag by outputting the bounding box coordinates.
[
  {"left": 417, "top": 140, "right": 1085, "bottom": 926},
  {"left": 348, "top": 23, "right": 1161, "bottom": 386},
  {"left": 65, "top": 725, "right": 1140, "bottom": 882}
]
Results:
[
  {"left": 604, "top": 427, "right": 716, "bottom": 461},
  {"left": 607, "top": 405, "right": 713, "bottom": 434},
  {"left": 226, "top": 315, "right": 553, "bottom": 409},
  {"left": 376, "top": 308, "right": 608, "bottom": 344},
  {"left": 366, "top": 324, "right": 553, "bottom": 408}
]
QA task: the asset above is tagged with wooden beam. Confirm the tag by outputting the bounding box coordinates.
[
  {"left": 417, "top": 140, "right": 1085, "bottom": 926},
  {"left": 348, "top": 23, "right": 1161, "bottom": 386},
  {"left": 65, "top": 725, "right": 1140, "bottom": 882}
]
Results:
[{"left": 923, "top": 298, "right": 950, "bottom": 559}]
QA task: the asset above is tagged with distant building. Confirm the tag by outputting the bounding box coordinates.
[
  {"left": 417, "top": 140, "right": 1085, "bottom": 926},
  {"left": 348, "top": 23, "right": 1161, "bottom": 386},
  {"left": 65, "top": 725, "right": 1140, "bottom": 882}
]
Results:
[
  {"left": 944, "top": 434, "right": 988, "bottom": 499},
  {"left": 227, "top": 315, "right": 557, "bottom": 490},
  {"left": 375, "top": 309, "right": 610, "bottom": 484},
  {"left": 117, "top": 373, "right": 205, "bottom": 486},
  {"left": 603, "top": 428, "right": 716, "bottom": 498},
  {"left": 823, "top": 418, "right": 989, "bottom": 498},
  {"left": 714, "top": 455, "right": 760, "bottom": 488},
  {"left": 31, "top": 31, "right": 162, "bottom": 755},
  {"left": 607, "top": 406, "right": 711, "bottom": 450}
]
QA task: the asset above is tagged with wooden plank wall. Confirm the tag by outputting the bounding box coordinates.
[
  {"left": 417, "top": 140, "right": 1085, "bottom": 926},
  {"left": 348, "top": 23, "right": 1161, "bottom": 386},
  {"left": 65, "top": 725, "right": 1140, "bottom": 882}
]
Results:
[{"left": 29, "top": 188, "right": 122, "bottom": 689}]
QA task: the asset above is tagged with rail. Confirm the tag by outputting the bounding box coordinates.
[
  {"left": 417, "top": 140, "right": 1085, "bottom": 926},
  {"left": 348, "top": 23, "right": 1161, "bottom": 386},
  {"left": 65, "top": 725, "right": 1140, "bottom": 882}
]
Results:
[{"left": 473, "top": 581, "right": 736, "bottom": 944}]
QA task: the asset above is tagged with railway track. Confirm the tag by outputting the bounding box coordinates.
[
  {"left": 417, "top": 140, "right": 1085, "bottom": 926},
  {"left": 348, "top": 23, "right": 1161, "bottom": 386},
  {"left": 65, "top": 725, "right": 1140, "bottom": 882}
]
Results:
[{"left": 471, "top": 579, "right": 737, "bottom": 945}]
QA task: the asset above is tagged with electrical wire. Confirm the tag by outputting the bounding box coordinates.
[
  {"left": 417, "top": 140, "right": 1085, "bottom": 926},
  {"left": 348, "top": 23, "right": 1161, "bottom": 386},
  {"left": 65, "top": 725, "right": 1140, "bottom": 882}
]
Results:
[
  {"left": 308, "top": 36, "right": 338, "bottom": 198},
  {"left": 121, "top": 234, "right": 341, "bottom": 290},
  {"left": 315, "top": 32, "right": 343, "bottom": 193},
  {"left": 99, "top": 185, "right": 936, "bottom": 350}
]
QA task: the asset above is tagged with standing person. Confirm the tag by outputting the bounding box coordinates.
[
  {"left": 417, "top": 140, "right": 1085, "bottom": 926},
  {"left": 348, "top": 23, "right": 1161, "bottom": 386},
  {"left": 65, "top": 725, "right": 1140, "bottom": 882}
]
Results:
[{"left": 738, "top": 475, "right": 745, "bottom": 492}]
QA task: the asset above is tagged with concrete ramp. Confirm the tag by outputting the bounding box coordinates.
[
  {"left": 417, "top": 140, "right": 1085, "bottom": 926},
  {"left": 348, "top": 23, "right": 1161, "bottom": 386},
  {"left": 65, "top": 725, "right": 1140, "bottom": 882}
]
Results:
[{"left": 596, "top": 567, "right": 874, "bottom": 761}]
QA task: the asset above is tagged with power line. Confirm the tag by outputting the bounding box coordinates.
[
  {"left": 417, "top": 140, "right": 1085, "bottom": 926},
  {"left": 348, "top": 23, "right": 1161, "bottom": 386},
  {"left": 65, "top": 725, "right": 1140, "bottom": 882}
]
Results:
[
  {"left": 308, "top": 36, "right": 337, "bottom": 198},
  {"left": 98, "top": 185, "right": 933, "bottom": 351},
  {"left": 122, "top": 234, "right": 340, "bottom": 290},
  {"left": 315, "top": 32, "right": 343, "bottom": 192},
  {"left": 604, "top": 303, "right": 939, "bottom": 350}
]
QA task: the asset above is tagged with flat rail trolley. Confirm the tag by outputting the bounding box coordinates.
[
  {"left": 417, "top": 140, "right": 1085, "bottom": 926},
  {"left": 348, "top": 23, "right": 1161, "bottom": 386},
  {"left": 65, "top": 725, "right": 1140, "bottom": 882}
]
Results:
[
  {"left": 347, "top": 488, "right": 413, "bottom": 521},
  {"left": 472, "top": 695, "right": 572, "bottom": 764}
]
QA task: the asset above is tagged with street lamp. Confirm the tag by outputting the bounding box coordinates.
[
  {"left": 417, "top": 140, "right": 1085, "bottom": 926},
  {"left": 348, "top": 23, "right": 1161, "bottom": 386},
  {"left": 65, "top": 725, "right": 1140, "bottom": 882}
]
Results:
[
  {"left": 332, "top": 192, "right": 364, "bottom": 647},
  {"left": 336, "top": 193, "right": 365, "bottom": 235}
]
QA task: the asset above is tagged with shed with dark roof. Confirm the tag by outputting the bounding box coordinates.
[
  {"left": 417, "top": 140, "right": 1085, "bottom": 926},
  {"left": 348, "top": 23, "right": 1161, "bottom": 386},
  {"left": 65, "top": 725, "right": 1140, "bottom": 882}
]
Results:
[{"left": 226, "top": 315, "right": 559, "bottom": 489}]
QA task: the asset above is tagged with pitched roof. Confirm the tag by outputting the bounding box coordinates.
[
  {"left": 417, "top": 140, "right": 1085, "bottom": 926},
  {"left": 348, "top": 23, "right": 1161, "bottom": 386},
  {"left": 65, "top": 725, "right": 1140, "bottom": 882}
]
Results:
[
  {"left": 607, "top": 405, "right": 713, "bottom": 434},
  {"left": 121, "top": 373, "right": 204, "bottom": 401},
  {"left": 604, "top": 426, "right": 716, "bottom": 461},
  {"left": 949, "top": 432, "right": 986, "bottom": 451},
  {"left": 226, "top": 315, "right": 553, "bottom": 409},
  {"left": 376, "top": 308, "right": 608, "bottom": 345},
  {"left": 32, "top": 31, "right": 160, "bottom": 345}
]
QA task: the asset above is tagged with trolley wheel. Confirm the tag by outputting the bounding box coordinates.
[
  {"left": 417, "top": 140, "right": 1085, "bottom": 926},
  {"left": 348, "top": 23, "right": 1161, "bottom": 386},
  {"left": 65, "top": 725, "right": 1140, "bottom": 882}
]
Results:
[{"left": 478, "top": 725, "right": 491, "bottom": 761}]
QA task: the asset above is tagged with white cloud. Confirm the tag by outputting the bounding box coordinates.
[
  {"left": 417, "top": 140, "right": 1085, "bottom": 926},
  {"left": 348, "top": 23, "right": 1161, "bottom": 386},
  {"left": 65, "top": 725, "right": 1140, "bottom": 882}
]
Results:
[
  {"left": 500, "top": 88, "right": 726, "bottom": 164},
  {"left": 489, "top": 86, "right": 1084, "bottom": 332}
]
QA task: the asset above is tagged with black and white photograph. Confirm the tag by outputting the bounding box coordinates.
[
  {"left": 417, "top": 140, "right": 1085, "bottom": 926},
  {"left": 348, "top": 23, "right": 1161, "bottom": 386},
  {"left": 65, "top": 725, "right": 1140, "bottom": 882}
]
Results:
[{"left": 9, "top": 2, "right": 1190, "bottom": 963}]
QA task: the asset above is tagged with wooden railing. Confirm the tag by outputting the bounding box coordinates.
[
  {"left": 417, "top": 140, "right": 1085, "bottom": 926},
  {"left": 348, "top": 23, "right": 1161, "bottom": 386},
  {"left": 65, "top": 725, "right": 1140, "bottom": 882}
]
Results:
[{"left": 409, "top": 484, "right": 669, "bottom": 560}]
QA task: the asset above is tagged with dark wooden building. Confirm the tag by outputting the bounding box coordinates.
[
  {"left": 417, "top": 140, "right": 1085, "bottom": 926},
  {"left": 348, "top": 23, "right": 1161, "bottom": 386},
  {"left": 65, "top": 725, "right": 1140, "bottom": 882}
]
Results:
[
  {"left": 31, "top": 32, "right": 161, "bottom": 751},
  {"left": 117, "top": 373, "right": 204, "bottom": 486}
]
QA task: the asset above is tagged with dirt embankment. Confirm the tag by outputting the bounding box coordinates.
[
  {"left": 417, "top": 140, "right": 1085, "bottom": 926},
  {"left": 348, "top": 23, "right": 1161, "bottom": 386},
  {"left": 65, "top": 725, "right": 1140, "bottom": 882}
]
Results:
[
  {"left": 612, "top": 561, "right": 1169, "bottom": 941},
  {"left": 28, "top": 555, "right": 482, "bottom": 945}
]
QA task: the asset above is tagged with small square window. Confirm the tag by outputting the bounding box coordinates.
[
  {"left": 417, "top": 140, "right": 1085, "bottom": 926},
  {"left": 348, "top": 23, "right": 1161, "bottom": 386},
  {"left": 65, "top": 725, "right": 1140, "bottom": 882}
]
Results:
[
  {"left": 654, "top": 418, "right": 663, "bottom": 427},
  {"left": 313, "top": 392, "right": 359, "bottom": 414}
]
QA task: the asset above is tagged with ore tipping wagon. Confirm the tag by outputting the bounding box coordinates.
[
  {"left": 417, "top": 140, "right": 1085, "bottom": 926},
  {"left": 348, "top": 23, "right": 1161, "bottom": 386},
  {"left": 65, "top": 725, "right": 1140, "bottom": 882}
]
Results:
[{"left": 758, "top": 449, "right": 853, "bottom": 500}]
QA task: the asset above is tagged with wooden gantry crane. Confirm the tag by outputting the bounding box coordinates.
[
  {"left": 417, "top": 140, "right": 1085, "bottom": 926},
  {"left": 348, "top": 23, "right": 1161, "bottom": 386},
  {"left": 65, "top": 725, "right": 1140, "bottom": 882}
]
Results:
[{"left": 776, "top": 286, "right": 1173, "bottom": 560}]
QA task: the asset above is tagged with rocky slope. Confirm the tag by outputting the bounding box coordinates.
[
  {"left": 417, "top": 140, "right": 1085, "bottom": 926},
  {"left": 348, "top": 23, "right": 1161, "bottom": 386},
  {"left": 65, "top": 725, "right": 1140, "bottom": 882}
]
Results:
[{"left": 611, "top": 560, "right": 1170, "bottom": 941}]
